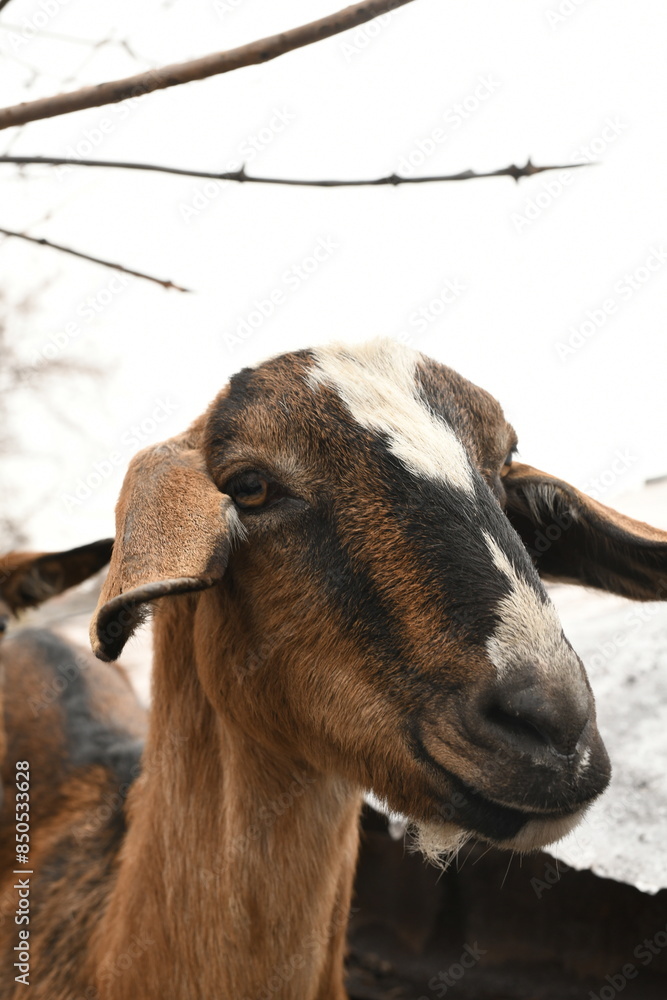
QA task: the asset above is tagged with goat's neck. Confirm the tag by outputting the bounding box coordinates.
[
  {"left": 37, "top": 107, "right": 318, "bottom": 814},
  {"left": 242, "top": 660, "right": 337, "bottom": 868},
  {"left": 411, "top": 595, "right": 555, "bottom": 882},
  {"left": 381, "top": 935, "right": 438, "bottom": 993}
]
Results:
[{"left": 94, "top": 600, "right": 361, "bottom": 1000}]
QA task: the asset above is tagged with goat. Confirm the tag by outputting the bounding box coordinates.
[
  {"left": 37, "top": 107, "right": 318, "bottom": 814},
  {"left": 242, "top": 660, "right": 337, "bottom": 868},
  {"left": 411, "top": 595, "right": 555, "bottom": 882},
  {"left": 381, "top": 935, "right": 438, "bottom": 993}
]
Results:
[
  {"left": 1, "top": 339, "right": 666, "bottom": 1000},
  {"left": 0, "top": 539, "right": 145, "bottom": 992},
  {"left": 0, "top": 539, "right": 116, "bottom": 789}
]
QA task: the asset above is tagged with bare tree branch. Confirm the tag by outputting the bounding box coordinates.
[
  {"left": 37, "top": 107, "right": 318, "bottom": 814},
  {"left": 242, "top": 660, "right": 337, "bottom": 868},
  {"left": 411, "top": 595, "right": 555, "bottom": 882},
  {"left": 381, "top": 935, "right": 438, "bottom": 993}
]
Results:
[
  {"left": 0, "top": 154, "right": 591, "bottom": 186},
  {"left": 0, "top": 227, "right": 190, "bottom": 291},
  {"left": 0, "top": 0, "right": 416, "bottom": 131}
]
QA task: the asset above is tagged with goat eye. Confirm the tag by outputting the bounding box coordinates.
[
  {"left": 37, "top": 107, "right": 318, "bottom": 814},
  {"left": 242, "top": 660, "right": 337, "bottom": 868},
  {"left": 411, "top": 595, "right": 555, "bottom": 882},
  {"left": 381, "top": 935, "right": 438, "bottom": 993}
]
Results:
[{"left": 226, "top": 473, "right": 271, "bottom": 510}]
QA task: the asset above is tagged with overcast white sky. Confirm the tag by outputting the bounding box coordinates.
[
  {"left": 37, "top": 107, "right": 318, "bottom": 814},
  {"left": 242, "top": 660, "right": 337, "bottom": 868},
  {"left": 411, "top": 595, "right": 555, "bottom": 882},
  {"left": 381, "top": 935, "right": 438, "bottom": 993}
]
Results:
[{"left": 1, "top": 0, "right": 666, "bottom": 548}]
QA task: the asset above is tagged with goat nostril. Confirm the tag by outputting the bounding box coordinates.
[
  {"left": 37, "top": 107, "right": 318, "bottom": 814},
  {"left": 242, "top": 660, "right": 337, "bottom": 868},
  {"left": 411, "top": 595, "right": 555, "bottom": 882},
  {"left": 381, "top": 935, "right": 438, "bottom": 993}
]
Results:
[
  {"left": 483, "top": 685, "right": 588, "bottom": 759},
  {"left": 485, "top": 702, "right": 551, "bottom": 750}
]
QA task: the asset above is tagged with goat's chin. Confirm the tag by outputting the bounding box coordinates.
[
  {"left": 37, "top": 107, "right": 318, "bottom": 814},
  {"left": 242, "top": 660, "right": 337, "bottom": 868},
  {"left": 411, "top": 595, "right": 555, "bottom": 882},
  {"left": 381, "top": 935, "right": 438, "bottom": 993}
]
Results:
[
  {"left": 409, "top": 808, "right": 586, "bottom": 866},
  {"left": 410, "top": 819, "right": 470, "bottom": 867},
  {"left": 364, "top": 792, "right": 588, "bottom": 868},
  {"left": 495, "top": 807, "right": 587, "bottom": 853},
  {"left": 412, "top": 807, "right": 587, "bottom": 862}
]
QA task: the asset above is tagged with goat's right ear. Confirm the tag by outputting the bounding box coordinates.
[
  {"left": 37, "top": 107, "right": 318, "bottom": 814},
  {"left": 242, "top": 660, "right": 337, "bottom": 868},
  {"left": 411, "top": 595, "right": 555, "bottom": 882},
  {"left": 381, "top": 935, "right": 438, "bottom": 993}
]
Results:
[{"left": 90, "top": 436, "right": 243, "bottom": 662}]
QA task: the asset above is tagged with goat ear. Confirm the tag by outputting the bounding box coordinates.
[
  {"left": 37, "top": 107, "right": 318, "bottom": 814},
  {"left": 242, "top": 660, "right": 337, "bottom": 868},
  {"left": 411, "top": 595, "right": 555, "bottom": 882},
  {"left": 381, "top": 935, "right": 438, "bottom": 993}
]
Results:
[
  {"left": 90, "top": 435, "right": 242, "bottom": 663},
  {"left": 503, "top": 462, "right": 667, "bottom": 601},
  {"left": 0, "top": 538, "right": 113, "bottom": 614}
]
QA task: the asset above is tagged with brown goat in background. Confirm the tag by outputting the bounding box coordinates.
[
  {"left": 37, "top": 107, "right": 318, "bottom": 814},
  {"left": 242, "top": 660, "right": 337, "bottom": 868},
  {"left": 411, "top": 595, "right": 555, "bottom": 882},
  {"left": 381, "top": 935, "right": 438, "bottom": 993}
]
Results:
[
  {"left": 1, "top": 340, "right": 666, "bottom": 999},
  {"left": 0, "top": 540, "right": 115, "bottom": 795}
]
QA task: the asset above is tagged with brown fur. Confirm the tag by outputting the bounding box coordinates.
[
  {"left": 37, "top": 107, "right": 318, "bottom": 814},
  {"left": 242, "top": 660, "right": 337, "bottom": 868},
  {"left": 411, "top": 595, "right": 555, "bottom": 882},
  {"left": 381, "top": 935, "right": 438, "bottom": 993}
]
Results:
[
  {"left": 1, "top": 344, "right": 666, "bottom": 998},
  {"left": 0, "top": 540, "right": 114, "bottom": 789},
  {"left": 0, "top": 542, "right": 143, "bottom": 999},
  {"left": 0, "top": 637, "right": 145, "bottom": 999}
]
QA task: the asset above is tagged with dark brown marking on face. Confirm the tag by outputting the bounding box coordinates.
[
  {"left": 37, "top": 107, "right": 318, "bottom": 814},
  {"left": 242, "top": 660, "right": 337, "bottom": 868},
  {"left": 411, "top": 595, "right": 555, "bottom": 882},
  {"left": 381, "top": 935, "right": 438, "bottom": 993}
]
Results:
[
  {"left": 195, "top": 346, "right": 609, "bottom": 845},
  {"left": 417, "top": 357, "right": 518, "bottom": 500},
  {"left": 91, "top": 342, "right": 627, "bottom": 850},
  {"left": 203, "top": 351, "right": 541, "bottom": 674}
]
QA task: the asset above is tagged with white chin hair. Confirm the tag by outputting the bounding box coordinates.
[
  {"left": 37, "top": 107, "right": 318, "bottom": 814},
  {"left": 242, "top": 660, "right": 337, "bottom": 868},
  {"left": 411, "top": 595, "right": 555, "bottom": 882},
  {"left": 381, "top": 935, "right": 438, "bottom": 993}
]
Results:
[
  {"left": 411, "top": 820, "right": 470, "bottom": 868},
  {"left": 364, "top": 793, "right": 470, "bottom": 868}
]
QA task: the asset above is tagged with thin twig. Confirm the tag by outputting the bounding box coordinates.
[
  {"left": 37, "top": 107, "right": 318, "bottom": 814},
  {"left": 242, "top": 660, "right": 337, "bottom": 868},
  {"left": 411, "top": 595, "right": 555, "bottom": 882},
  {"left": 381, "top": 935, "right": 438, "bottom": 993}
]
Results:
[
  {"left": 0, "top": 155, "right": 591, "bottom": 186},
  {"left": 0, "top": 227, "right": 190, "bottom": 291},
  {"left": 0, "top": 0, "right": 417, "bottom": 130},
  {"left": 0, "top": 22, "right": 155, "bottom": 61}
]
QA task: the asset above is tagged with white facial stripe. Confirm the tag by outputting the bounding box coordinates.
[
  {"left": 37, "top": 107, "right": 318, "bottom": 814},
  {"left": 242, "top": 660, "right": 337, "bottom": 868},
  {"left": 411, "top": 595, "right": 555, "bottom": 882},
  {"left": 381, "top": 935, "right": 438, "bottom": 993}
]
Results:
[
  {"left": 484, "top": 532, "right": 576, "bottom": 680},
  {"left": 308, "top": 339, "right": 475, "bottom": 495}
]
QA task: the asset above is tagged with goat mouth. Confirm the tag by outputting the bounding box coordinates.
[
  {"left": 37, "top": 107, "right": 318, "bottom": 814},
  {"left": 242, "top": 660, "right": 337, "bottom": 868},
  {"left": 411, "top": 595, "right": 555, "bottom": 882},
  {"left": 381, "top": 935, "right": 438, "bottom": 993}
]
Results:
[
  {"left": 366, "top": 777, "right": 589, "bottom": 858},
  {"left": 436, "top": 773, "right": 584, "bottom": 846},
  {"left": 408, "top": 728, "right": 608, "bottom": 845}
]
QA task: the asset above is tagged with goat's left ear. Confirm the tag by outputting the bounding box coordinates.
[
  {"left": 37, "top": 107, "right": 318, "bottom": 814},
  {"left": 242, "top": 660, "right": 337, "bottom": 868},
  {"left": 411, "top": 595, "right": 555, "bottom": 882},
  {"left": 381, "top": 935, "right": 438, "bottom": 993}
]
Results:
[
  {"left": 91, "top": 433, "right": 242, "bottom": 663},
  {"left": 503, "top": 462, "right": 667, "bottom": 601},
  {"left": 0, "top": 538, "right": 113, "bottom": 614}
]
